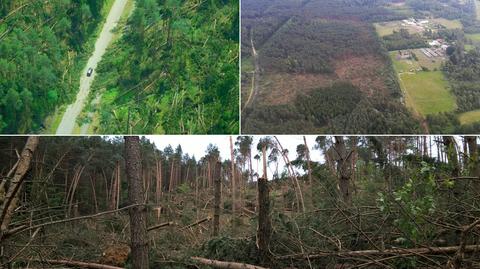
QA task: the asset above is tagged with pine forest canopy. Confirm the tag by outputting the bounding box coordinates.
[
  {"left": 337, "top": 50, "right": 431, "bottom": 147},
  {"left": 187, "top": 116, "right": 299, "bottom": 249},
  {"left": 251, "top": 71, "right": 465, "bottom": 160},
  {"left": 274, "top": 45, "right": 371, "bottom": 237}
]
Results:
[
  {"left": 0, "top": 0, "right": 239, "bottom": 134},
  {"left": 1, "top": 135, "right": 480, "bottom": 269}
]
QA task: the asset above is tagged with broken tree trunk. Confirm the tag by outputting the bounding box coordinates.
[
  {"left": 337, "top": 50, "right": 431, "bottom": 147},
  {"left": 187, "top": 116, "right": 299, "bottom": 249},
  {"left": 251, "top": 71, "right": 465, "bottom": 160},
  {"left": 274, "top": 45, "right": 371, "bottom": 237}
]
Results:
[
  {"left": 191, "top": 257, "right": 269, "bottom": 269},
  {"left": 124, "top": 136, "right": 149, "bottom": 269},
  {"left": 213, "top": 161, "right": 221, "bottom": 236},
  {"left": 32, "top": 259, "right": 123, "bottom": 269},
  {"left": 0, "top": 136, "right": 39, "bottom": 238},
  {"left": 334, "top": 136, "right": 352, "bottom": 205},
  {"left": 229, "top": 136, "right": 236, "bottom": 214},
  {"left": 278, "top": 245, "right": 480, "bottom": 260},
  {"left": 257, "top": 170, "right": 271, "bottom": 264}
]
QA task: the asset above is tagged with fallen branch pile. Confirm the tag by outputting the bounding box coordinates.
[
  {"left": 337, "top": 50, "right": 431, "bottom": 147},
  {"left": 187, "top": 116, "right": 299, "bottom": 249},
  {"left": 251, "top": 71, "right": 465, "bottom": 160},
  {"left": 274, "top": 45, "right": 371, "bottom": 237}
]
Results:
[
  {"left": 32, "top": 259, "right": 123, "bottom": 269},
  {"left": 191, "top": 256, "right": 269, "bottom": 269},
  {"left": 278, "top": 244, "right": 480, "bottom": 260}
]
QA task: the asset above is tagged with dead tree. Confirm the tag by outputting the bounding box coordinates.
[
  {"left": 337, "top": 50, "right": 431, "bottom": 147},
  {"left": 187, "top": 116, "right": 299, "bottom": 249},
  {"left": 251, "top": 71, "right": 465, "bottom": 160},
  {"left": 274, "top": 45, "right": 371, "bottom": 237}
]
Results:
[
  {"left": 124, "top": 136, "right": 149, "bottom": 269},
  {"left": 213, "top": 161, "right": 222, "bottom": 236},
  {"left": 257, "top": 142, "right": 271, "bottom": 264},
  {"left": 0, "top": 136, "right": 39, "bottom": 239},
  {"left": 443, "top": 136, "right": 460, "bottom": 177},
  {"left": 334, "top": 136, "right": 353, "bottom": 205},
  {"left": 229, "top": 136, "right": 236, "bottom": 214}
]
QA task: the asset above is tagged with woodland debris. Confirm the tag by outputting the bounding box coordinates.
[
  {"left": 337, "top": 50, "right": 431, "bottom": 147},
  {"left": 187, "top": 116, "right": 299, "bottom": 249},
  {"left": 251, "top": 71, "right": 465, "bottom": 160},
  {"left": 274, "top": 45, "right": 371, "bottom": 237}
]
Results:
[
  {"left": 278, "top": 245, "right": 480, "bottom": 260},
  {"left": 147, "top": 221, "right": 174, "bottom": 231},
  {"left": 191, "top": 256, "right": 269, "bottom": 269},
  {"left": 32, "top": 259, "right": 124, "bottom": 269},
  {"left": 181, "top": 216, "right": 211, "bottom": 230}
]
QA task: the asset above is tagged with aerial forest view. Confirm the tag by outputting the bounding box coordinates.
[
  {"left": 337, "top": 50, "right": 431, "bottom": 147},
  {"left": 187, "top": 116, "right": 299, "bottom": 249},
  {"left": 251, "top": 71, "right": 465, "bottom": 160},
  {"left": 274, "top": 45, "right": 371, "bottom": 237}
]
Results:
[
  {"left": 241, "top": 0, "right": 480, "bottom": 134},
  {"left": 0, "top": 0, "right": 239, "bottom": 135},
  {"left": 1, "top": 135, "right": 480, "bottom": 269}
]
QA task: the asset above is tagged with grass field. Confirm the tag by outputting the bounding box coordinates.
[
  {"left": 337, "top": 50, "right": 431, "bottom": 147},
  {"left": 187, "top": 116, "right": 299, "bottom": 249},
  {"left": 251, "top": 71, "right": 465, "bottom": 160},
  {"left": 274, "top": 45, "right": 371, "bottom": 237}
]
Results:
[
  {"left": 374, "top": 21, "right": 420, "bottom": 37},
  {"left": 400, "top": 71, "right": 456, "bottom": 116},
  {"left": 389, "top": 49, "right": 444, "bottom": 73},
  {"left": 390, "top": 51, "right": 421, "bottom": 72},
  {"left": 431, "top": 18, "right": 463, "bottom": 29},
  {"left": 467, "top": 33, "right": 480, "bottom": 42},
  {"left": 459, "top": 109, "right": 480, "bottom": 125}
]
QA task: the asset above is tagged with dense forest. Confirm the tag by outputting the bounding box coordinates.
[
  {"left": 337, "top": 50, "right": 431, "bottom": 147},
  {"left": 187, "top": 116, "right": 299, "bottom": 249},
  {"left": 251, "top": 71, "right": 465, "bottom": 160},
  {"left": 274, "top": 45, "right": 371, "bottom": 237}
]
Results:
[
  {"left": 86, "top": 0, "right": 239, "bottom": 134},
  {"left": 0, "top": 0, "right": 107, "bottom": 133},
  {"left": 1, "top": 135, "right": 480, "bottom": 269}
]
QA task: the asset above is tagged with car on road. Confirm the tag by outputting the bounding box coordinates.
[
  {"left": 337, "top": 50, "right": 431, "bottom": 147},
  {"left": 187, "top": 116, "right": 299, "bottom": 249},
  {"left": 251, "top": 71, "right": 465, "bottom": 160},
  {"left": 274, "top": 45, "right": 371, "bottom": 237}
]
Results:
[{"left": 87, "top": 68, "right": 93, "bottom": 77}]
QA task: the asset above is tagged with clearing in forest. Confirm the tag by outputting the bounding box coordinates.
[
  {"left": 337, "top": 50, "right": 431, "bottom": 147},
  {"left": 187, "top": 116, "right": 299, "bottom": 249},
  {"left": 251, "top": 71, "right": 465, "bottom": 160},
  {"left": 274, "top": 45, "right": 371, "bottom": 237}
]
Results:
[
  {"left": 458, "top": 109, "right": 480, "bottom": 125},
  {"left": 374, "top": 18, "right": 462, "bottom": 37},
  {"left": 400, "top": 71, "right": 456, "bottom": 116}
]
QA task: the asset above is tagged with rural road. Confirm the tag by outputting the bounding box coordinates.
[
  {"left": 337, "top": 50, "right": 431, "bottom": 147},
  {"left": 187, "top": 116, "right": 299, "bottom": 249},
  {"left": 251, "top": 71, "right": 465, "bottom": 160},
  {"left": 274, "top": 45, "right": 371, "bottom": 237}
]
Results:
[
  {"left": 243, "top": 38, "right": 259, "bottom": 110},
  {"left": 56, "top": 0, "right": 128, "bottom": 134}
]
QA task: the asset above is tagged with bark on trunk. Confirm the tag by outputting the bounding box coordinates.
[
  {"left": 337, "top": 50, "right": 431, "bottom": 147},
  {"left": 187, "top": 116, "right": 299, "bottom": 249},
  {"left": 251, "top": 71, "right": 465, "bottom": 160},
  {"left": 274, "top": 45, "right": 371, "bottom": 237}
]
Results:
[
  {"left": 257, "top": 175, "right": 271, "bottom": 265},
  {"left": 213, "top": 161, "right": 221, "bottom": 236},
  {"left": 229, "top": 136, "right": 236, "bottom": 214},
  {"left": 0, "top": 136, "right": 39, "bottom": 237},
  {"left": 334, "top": 136, "right": 352, "bottom": 205},
  {"left": 124, "top": 136, "right": 149, "bottom": 269}
]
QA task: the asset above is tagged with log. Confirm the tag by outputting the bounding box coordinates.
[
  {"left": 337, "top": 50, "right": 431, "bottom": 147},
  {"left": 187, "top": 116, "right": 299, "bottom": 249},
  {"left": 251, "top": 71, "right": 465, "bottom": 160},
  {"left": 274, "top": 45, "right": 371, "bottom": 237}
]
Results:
[
  {"left": 147, "top": 221, "right": 174, "bottom": 231},
  {"left": 278, "top": 245, "right": 480, "bottom": 260},
  {"left": 33, "top": 259, "right": 123, "bottom": 269},
  {"left": 181, "top": 216, "right": 211, "bottom": 230},
  {"left": 191, "top": 257, "right": 269, "bottom": 269}
]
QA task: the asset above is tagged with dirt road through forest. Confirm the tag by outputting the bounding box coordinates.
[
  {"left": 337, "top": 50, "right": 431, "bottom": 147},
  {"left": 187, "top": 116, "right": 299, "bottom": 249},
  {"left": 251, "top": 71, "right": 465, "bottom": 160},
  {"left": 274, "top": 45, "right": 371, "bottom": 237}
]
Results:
[{"left": 56, "top": 0, "right": 128, "bottom": 134}]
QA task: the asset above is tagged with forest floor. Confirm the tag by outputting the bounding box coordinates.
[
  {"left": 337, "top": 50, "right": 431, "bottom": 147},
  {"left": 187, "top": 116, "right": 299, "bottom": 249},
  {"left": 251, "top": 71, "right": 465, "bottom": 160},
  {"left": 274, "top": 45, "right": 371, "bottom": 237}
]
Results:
[{"left": 55, "top": 0, "right": 129, "bottom": 134}]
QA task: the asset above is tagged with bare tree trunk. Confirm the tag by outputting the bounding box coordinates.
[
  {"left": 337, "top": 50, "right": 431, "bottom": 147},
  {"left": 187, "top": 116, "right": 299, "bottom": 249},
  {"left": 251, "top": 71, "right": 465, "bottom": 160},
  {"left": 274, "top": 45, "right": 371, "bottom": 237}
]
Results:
[
  {"left": 156, "top": 159, "right": 162, "bottom": 203},
  {"left": 0, "top": 136, "right": 39, "bottom": 238},
  {"left": 124, "top": 136, "right": 149, "bottom": 269},
  {"left": 213, "top": 161, "right": 221, "bottom": 236},
  {"left": 334, "top": 136, "right": 352, "bottom": 205},
  {"left": 229, "top": 136, "right": 236, "bottom": 214},
  {"left": 303, "top": 136, "right": 313, "bottom": 186},
  {"left": 257, "top": 145, "right": 271, "bottom": 264},
  {"left": 443, "top": 136, "right": 460, "bottom": 177},
  {"left": 274, "top": 136, "right": 305, "bottom": 212}
]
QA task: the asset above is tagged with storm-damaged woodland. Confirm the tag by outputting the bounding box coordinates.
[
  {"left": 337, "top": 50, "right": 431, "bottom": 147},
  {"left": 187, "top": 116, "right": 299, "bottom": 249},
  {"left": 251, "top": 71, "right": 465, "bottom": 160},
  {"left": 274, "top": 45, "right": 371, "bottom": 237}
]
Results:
[
  {"left": 241, "top": 0, "right": 480, "bottom": 134},
  {"left": 1, "top": 136, "right": 480, "bottom": 268}
]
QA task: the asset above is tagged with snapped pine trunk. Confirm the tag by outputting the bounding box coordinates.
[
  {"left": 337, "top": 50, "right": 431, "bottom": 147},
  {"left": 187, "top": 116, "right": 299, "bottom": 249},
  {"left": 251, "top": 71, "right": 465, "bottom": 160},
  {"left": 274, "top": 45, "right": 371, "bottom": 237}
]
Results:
[
  {"left": 257, "top": 176, "right": 271, "bottom": 264},
  {"left": 213, "top": 161, "right": 221, "bottom": 236},
  {"left": 124, "top": 136, "right": 149, "bottom": 269},
  {"left": 0, "top": 136, "right": 39, "bottom": 236}
]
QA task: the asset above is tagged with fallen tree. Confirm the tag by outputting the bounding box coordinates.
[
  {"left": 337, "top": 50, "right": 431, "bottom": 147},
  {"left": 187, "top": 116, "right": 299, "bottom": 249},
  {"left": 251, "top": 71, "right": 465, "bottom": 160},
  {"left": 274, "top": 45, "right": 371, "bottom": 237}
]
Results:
[
  {"left": 278, "top": 245, "right": 480, "bottom": 260},
  {"left": 32, "top": 259, "right": 123, "bottom": 269},
  {"left": 191, "top": 257, "right": 269, "bottom": 269}
]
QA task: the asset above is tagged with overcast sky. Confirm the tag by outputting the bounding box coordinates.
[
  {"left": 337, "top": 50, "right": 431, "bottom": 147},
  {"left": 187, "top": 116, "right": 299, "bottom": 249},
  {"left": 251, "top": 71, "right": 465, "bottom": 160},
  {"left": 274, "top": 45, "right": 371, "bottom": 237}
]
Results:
[
  {"left": 145, "top": 135, "right": 323, "bottom": 161},
  {"left": 140, "top": 135, "right": 465, "bottom": 179}
]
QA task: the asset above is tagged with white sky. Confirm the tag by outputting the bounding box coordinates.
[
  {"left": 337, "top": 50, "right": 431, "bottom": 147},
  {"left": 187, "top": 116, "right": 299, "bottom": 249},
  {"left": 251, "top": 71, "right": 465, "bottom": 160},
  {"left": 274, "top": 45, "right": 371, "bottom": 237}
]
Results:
[
  {"left": 140, "top": 135, "right": 466, "bottom": 179},
  {"left": 144, "top": 135, "right": 323, "bottom": 178},
  {"left": 145, "top": 135, "right": 322, "bottom": 161}
]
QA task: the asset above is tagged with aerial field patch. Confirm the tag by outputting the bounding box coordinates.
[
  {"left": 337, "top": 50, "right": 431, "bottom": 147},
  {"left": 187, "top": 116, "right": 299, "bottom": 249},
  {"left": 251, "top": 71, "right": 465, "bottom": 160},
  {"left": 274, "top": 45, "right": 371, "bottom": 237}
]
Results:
[
  {"left": 400, "top": 71, "right": 456, "bottom": 116},
  {"left": 459, "top": 109, "right": 480, "bottom": 125}
]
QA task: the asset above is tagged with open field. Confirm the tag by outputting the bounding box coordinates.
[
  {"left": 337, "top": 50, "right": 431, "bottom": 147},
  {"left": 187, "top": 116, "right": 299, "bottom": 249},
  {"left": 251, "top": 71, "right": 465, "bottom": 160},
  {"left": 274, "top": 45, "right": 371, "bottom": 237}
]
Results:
[
  {"left": 459, "top": 109, "right": 480, "bottom": 125},
  {"left": 374, "top": 18, "right": 462, "bottom": 37},
  {"left": 467, "top": 33, "right": 480, "bottom": 42},
  {"left": 374, "top": 21, "right": 422, "bottom": 37},
  {"left": 430, "top": 18, "right": 462, "bottom": 29},
  {"left": 390, "top": 49, "right": 444, "bottom": 73},
  {"left": 400, "top": 71, "right": 456, "bottom": 116}
]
